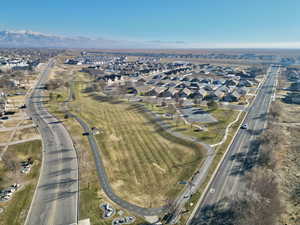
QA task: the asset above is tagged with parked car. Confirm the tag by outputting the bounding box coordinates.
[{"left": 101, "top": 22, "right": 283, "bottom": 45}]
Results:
[{"left": 241, "top": 124, "right": 248, "bottom": 129}]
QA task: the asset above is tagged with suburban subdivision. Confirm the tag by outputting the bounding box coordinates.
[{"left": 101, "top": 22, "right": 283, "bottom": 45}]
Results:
[{"left": 2, "top": 44, "right": 299, "bottom": 225}]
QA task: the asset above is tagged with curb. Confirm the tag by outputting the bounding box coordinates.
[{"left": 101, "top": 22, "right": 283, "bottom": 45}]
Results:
[
  {"left": 23, "top": 61, "right": 52, "bottom": 225},
  {"left": 186, "top": 69, "right": 269, "bottom": 225}
]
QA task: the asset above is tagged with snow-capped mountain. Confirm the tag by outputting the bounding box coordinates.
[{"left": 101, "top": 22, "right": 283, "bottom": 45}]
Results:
[{"left": 0, "top": 30, "right": 130, "bottom": 48}]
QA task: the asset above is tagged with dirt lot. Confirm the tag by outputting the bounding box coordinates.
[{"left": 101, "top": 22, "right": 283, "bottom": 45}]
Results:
[
  {"left": 0, "top": 131, "right": 12, "bottom": 144},
  {"left": 0, "top": 140, "right": 42, "bottom": 225},
  {"left": 12, "top": 127, "right": 39, "bottom": 142}
]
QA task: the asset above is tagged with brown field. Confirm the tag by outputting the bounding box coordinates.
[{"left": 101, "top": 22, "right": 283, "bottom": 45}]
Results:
[
  {"left": 12, "top": 127, "right": 39, "bottom": 142},
  {"left": 67, "top": 78, "right": 204, "bottom": 207},
  {"left": 0, "top": 131, "right": 12, "bottom": 144},
  {"left": 0, "top": 140, "right": 42, "bottom": 225},
  {"left": 271, "top": 72, "right": 300, "bottom": 225}
]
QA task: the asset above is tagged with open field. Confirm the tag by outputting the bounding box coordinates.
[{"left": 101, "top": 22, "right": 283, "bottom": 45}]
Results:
[
  {"left": 2, "top": 119, "right": 23, "bottom": 128},
  {"left": 0, "top": 131, "right": 12, "bottom": 144},
  {"left": 0, "top": 140, "right": 42, "bottom": 225},
  {"left": 45, "top": 67, "right": 204, "bottom": 208},
  {"left": 51, "top": 108, "right": 146, "bottom": 225},
  {"left": 20, "top": 119, "right": 35, "bottom": 126},
  {"left": 12, "top": 127, "right": 39, "bottom": 142},
  {"left": 66, "top": 78, "right": 204, "bottom": 208},
  {"left": 160, "top": 57, "right": 262, "bottom": 66},
  {"left": 87, "top": 48, "right": 300, "bottom": 56}
]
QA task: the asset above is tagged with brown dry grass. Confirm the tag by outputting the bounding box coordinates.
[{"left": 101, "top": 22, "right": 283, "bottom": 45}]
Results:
[
  {"left": 0, "top": 131, "right": 12, "bottom": 143},
  {"left": 0, "top": 140, "right": 42, "bottom": 225},
  {"left": 11, "top": 127, "right": 39, "bottom": 142},
  {"left": 2, "top": 120, "right": 23, "bottom": 128},
  {"left": 68, "top": 81, "right": 203, "bottom": 207},
  {"left": 46, "top": 69, "right": 204, "bottom": 208},
  {"left": 272, "top": 74, "right": 300, "bottom": 225}
]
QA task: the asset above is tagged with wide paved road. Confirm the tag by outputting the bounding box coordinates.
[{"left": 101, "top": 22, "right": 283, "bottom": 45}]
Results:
[
  {"left": 25, "top": 60, "right": 79, "bottom": 225},
  {"left": 188, "top": 65, "right": 280, "bottom": 225}
]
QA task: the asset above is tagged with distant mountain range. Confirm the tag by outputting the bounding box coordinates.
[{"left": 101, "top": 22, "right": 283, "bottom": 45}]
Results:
[{"left": 0, "top": 30, "right": 140, "bottom": 48}]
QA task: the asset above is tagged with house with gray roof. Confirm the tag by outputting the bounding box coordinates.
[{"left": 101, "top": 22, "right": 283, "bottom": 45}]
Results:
[
  {"left": 223, "top": 90, "right": 241, "bottom": 102},
  {"left": 178, "top": 88, "right": 193, "bottom": 98},
  {"left": 190, "top": 88, "right": 208, "bottom": 100},
  {"left": 0, "top": 96, "right": 7, "bottom": 116}
]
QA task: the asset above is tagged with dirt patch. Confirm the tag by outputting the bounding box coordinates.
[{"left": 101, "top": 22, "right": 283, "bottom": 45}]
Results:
[
  {"left": 109, "top": 134, "right": 121, "bottom": 142},
  {"left": 0, "top": 131, "right": 12, "bottom": 144},
  {"left": 12, "top": 127, "right": 39, "bottom": 142}
]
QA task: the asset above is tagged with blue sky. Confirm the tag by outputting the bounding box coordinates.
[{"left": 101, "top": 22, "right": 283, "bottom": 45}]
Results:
[{"left": 1, "top": 0, "right": 300, "bottom": 48}]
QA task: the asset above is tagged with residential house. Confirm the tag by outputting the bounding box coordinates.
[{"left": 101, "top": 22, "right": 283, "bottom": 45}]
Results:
[
  {"left": 178, "top": 88, "right": 192, "bottom": 98},
  {"left": 225, "top": 79, "right": 239, "bottom": 87},
  {"left": 155, "top": 87, "right": 168, "bottom": 97},
  {"left": 289, "top": 81, "right": 300, "bottom": 91},
  {"left": 217, "top": 85, "right": 230, "bottom": 94},
  {"left": 207, "top": 89, "right": 225, "bottom": 101},
  {"left": 144, "top": 87, "right": 158, "bottom": 96},
  {"left": 165, "top": 82, "right": 177, "bottom": 87},
  {"left": 0, "top": 94, "right": 7, "bottom": 116},
  {"left": 175, "top": 82, "right": 189, "bottom": 89},
  {"left": 223, "top": 90, "right": 241, "bottom": 102},
  {"left": 236, "top": 87, "right": 248, "bottom": 96},
  {"left": 180, "top": 77, "right": 190, "bottom": 82},
  {"left": 238, "top": 79, "right": 254, "bottom": 87},
  {"left": 190, "top": 77, "right": 201, "bottom": 83},
  {"left": 155, "top": 81, "right": 167, "bottom": 87},
  {"left": 136, "top": 77, "right": 146, "bottom": 84},
  {"left": 203, "top": 84, "right": 214, "bottom": 91},
  {"left": 199, "top": 78, "right": 211, "bottom": 84},
  {"left": 190, "top": 88, "right": 208, "bottom": 100},
  {"left": 161, "top": 87, "right": 179, "bottom": 98},
  {"left": 189, "top": 82, "right": 200, "bottom": 90}
]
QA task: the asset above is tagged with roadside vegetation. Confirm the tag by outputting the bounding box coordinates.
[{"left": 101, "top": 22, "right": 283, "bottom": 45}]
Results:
[{"left": 179, "top": 111, "right": 246, "bottom": 224}]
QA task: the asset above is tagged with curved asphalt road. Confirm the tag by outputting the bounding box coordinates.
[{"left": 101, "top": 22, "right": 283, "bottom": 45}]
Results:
[
  {"left": 68, "top": 112, "right": 168, "bottom": 216},
  {"left": 64, "top": 79, "right": 214, "bottom": 218},
  {"left": 25, "top": 60, "right": 79, "bottom": 225}
]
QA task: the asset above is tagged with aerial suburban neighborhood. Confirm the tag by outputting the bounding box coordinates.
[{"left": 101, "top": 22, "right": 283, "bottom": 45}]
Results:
[
  {"left": 0, "top": 1, "right": 300, "bottom": 225},
  {"left": 0, "top": 46, "right": 299, "bottom": 225}
]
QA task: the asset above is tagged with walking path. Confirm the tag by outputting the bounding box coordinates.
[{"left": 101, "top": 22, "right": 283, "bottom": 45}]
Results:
[
  {"left": 0, "top": 123, "right": 36, "bottom": 132},
  {"left": 0, "top": 119, "right": 25, "bottom": 160}
]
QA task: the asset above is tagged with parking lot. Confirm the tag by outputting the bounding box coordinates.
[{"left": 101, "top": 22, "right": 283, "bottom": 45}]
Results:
[{"left": 180, "top": 106, "right": 218, "bottom": 123}]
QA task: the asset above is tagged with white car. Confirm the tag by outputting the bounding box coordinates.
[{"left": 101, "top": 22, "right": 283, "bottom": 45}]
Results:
[{"left": 241, "top": 124, "right": 248, "bottom": 129}]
